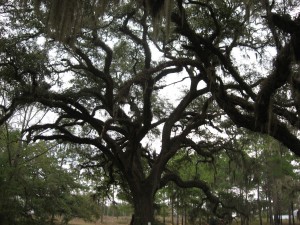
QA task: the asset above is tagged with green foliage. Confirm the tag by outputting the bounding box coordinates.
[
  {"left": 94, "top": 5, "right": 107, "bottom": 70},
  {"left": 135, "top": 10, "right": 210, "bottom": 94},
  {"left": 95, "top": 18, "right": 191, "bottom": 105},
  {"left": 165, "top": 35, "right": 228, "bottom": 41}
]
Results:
[{"left": 0, "top": 125, "right": 100, "bottom": 225}]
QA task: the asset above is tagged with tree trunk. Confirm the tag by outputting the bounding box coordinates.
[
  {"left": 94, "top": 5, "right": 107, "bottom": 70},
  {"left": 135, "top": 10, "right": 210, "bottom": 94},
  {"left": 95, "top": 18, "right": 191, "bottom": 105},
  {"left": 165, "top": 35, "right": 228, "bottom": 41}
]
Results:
[
  {"left": 181, "top": 209, "right": 184, "bottom": 225},
  {"left": 268, "top": 192, "right": 274, "bottom": 225},
  {"left": 163, "top": 204, "right": 166, "bottom": 225},
  {"left": 291, "top": 202, "right": 295, "bottom": 225},
  {"left": 131, "top": 189, "right": 155, "bottom": 225},
  {"left": 171, "top": 195, "right": 174, "bottom": 225},
  {"left": 288, "top": 205, "right": 292, "bottom": 225},
  {"left": 257, "top": 182, "right": 263, "bottom": 225},
  {"left": 184, "top": 206, "right": 187, "bottom": 225},
  {"left": 100, "top": 196, "right": 104, "bottom": 223},
  {"left": 176, "top": 198, "right": 179, "bottom": 225}
]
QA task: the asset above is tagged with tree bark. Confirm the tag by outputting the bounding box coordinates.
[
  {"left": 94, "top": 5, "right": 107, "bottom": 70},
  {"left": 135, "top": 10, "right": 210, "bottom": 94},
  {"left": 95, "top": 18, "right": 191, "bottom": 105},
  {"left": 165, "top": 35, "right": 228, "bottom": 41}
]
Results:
[
  {"left": 268, "top": 192, "right": 274, "bottom": 225},
  {"left": 288, "top": 204, "right": 292, "bottom": 225},
  {"left": 171, "top": 195, "right": 174, "bottom": 225},
  {"left": 131, "top": 187, "right": 155, "bottom": 225},
  {"left": 291, "top": 202, "right": 295, "bottom": 225},
  {"left": 100, "top": 197, "right": 104, "bottom": 223},
  {"left": 257, "top": 184, "right": 263, "bottom": 225}
]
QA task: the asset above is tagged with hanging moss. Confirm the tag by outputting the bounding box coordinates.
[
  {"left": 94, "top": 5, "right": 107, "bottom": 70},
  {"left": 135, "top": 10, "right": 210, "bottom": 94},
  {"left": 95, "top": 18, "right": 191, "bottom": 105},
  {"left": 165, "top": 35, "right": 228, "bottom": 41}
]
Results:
[
  {"left": 17, "top": 0, "right": 174, "bottom": 42},
  {"left": 46, "top": 0, "right": 81, "bottom": 41}
]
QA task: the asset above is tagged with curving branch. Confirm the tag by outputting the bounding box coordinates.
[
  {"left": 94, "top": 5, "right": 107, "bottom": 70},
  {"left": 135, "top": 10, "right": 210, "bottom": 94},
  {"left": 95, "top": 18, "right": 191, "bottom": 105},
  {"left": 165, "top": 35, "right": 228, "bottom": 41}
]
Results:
[
  {"left": 160, "top": 172, "right": 219, "bottom": 205},
  {"left": 171, "top": 12, "right": 257, "bottom": 101},
  {"left": 255, "top": 43, "right": 292, "bottom": 128}
]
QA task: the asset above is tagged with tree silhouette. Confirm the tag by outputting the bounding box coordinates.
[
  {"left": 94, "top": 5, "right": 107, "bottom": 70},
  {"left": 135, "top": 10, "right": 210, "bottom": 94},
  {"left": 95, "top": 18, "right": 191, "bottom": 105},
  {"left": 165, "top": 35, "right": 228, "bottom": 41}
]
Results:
[{"left": 1, "top": 1, "right": 300, "bottom": 224}]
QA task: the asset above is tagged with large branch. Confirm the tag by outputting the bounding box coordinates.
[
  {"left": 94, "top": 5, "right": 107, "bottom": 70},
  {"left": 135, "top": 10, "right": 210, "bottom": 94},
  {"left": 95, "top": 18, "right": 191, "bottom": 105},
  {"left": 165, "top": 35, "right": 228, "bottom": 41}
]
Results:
[
  {"left": 115, "top": 58, "right": 199, "bottom": 105},
  {"left": 73, "top": 47, "right": 114, "bottom": 105},
  {"left": 160, "top": 172, "right": 219, "bottom": 205},
  {"left": 91, "top": 29, "right": 113, "bottom": 75},
  {"left": 255, "top": 43, "right": 292, "bottom": 128},
  {"left": 119, "top": 11, "right": 152, "bottom": 68},
  {"left": 182, "top": 138, "right": 230, "bottom": 158},
  {"left": 161, "top": 76, "right": 202, "bottom": 153},
  {"left": 40, "top": 134, "right": 115, "bottom": 160},
  {"left": 213, "top": 82, "right": 300, "bottom": 156},
  {"left": 172, "top": 9, "right": 300, "bottom": 155}
]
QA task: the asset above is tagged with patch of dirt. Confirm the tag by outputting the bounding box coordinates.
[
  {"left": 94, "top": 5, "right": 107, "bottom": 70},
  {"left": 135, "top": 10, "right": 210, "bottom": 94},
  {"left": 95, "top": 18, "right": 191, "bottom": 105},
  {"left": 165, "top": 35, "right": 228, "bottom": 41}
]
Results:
[{"left": 68, "top": 216, "right": 130, "bottom": 225}]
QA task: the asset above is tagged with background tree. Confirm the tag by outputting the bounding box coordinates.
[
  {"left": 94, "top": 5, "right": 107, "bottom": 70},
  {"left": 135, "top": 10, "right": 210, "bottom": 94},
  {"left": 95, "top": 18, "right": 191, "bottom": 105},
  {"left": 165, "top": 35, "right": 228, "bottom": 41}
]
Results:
[{"left": 0, "top": 123, "right": 100, "bottom": 225}]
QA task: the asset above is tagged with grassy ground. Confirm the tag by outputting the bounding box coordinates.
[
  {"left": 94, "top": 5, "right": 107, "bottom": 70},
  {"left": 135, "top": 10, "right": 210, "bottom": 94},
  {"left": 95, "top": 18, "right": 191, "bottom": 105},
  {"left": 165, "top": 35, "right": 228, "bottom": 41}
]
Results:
[
  {"left": 67, "top": 216, "right": 300, "bottom": 225},
  {"left": 68, "top": 216, "right": 130, "bottom": 225},
  {"left": 68, "top": 216, "right": 174, "bottom": 225}
]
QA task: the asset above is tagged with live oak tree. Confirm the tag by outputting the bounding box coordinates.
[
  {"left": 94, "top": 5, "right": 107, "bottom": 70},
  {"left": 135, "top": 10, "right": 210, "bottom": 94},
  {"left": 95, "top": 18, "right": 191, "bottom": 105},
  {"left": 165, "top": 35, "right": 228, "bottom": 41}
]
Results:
[{"left": 1, "top": 0, "right": 300, "bottom": 224}]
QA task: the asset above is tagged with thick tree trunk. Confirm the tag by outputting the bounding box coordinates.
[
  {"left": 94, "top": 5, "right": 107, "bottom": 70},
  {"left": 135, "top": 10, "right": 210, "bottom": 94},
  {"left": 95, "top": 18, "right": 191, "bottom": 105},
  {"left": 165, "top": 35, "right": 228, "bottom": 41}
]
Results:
[{"left": 131, "top": 188, "right": 155, "bottom": 225}]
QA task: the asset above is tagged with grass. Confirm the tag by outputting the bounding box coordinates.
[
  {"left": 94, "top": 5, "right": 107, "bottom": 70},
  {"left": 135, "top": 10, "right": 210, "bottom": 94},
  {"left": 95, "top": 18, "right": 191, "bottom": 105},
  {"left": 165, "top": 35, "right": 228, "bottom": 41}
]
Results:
[
  {"left": 67, "top": 216, "right": 300, "bottom": 225},
  {"left": 68, "top": 216, "right": 174, "bottom": 225},
  {"left": 68, "top": 216, "right": 131, "bottom": 225}
]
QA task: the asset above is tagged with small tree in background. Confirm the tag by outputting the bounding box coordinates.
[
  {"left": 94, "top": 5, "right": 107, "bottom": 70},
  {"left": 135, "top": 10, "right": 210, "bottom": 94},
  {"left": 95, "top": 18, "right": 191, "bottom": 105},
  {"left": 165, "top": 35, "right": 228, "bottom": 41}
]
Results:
[{"left": 0, "top": 123, "right": 100, "bottom": 225}]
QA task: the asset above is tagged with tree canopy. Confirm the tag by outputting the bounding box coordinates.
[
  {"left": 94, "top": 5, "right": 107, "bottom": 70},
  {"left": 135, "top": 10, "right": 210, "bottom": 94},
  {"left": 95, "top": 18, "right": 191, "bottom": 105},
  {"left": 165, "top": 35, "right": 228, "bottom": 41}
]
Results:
[{"left": 1, "top": 0, "right": 300, "bottom": 224}]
